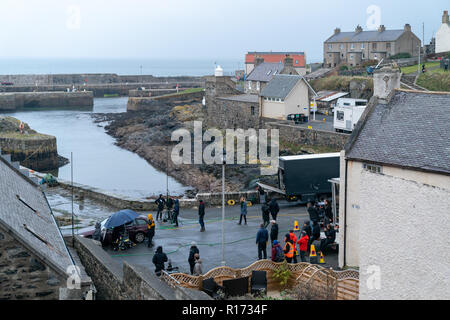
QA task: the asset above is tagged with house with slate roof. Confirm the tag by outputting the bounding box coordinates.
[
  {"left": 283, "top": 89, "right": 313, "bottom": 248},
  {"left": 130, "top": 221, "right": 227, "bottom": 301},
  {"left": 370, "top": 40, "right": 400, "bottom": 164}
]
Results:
[
  {"left": 0, "top": 152, "right": 92, "bottom": 299},
  {"left": 245, "top": 51, "right": 306, "bottom": 76},
  {"left": 338, "top": 68, "right": 450, "bottom": 299},
  {"left": 324, "top": 24, "right": 421, "bottom": 67},
  {"left": 436, "top": 10, "right": 450, "bottom": 54},
  {"left": 260, "top": 74, "right": 316, "bottom": 120},
  {"left": 244, "top": 60, "right": 284, "bottom": 95}
]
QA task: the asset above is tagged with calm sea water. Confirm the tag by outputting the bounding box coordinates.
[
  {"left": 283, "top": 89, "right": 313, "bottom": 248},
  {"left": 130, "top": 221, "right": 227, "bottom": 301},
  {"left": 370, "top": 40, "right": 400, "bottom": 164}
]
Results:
[
  {"left": 0, "top": 58, "right": 243, "bottom": 76},
  {"left": 4, "top": 98, "right": 189, "bottom": 199}
]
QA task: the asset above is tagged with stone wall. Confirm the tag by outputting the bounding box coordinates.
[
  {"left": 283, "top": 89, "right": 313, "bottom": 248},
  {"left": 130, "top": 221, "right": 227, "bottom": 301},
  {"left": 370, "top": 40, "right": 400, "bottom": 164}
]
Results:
[
  {"left": 0, "top": 74, "right": 205, "bottom": 86},
  {"left": 265, "top": 121, "right": 349, "bottom": 150},
  {"left": 0, "top": 91, "right": 93, "bottom": 111},
  {"left": 208, "top": 97, "right": 261, "bottom": 129},
  {"left": 0, "top": 226, "right": 67, "bottom": 300},
  {"left": 74, "top": 236, "right": 211, "bottom": 300},
  {"left": 0, "top": 134, "right": 59, "bottom": 171},
  {"left": 127, "top": 90, "right": 204, "bottom": 112}
]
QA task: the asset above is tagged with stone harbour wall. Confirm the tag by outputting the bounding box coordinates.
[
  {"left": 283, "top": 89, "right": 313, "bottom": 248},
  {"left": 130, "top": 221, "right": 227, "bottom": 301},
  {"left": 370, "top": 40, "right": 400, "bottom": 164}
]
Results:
[
  {"left": 0, "top": 134, "right": 59, "bottom": 171},
  {"left": 0, "top": 226, "right": 66, "bottom": 300},
  {"left": 0, "top": 91, "right": 94, "bottom": 111}
]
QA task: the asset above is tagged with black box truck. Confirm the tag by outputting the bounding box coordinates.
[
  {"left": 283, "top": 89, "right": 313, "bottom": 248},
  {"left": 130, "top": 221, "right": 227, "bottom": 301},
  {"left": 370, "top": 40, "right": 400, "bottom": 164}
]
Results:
[{"left": 258, "top": 153, "right": 340, "bottom": 203}]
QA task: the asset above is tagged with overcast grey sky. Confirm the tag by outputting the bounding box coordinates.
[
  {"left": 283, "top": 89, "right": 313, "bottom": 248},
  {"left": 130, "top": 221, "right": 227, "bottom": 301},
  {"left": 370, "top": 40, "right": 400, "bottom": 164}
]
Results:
[{"left": 0, "top": 0, "right": 447, "bottom": 62}]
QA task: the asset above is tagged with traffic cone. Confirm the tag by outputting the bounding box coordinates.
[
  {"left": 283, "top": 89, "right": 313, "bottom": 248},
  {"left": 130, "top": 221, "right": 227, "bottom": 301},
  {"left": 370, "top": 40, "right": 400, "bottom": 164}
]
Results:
[
  {"left": 294, "top": 220, "right": 299, "bottom": 231},
  {"left": 319, "top": 252, "right": 325, "bottom": 264},
  {"left": 309, "top": 244, "right": 318, "bottom": 264}
]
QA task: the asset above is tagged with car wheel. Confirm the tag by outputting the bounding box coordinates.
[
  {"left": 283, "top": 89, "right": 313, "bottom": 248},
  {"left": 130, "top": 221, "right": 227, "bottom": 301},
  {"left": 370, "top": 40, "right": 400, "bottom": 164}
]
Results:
[{"left": 134, "top": 232, "right": 145, "bottom": 243}]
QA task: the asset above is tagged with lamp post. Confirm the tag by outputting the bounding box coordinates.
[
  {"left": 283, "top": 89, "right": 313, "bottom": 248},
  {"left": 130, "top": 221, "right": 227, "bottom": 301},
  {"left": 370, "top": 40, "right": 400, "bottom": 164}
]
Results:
[{"left": 221, "top": 152, "right": 226, "bottom": 266}]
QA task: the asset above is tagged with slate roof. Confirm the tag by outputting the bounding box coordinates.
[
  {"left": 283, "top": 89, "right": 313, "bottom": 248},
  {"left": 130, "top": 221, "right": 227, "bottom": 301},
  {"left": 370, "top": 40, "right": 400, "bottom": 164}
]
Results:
[
  {"left": 345, "top": 90, "right": 450, "bottom": 175},
  {"left": 260, "top": 74, "right": 303, "bottom": 99},
  {"left": 217, "top": 94, "right": 259, "bottom": 103},
  {"left": 246, "top": 62, "right": 284, "bottom": 82},
  {"left": 0, "top": 156, "right": 74, "bottom": 276},
  {"left": 325, "top": 30, "right": 405, "bottom": 43}
]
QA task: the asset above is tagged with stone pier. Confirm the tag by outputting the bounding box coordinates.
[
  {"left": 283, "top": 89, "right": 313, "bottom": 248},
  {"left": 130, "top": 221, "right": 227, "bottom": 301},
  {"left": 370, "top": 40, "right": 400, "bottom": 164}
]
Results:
[{"left": 0, "top": 91, "right": 93, "bottom": 111}]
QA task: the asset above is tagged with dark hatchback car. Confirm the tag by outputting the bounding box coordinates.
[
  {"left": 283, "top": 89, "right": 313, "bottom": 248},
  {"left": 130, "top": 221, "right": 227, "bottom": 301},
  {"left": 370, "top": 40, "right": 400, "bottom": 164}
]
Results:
[{"left": 81, "top": 215, "right": 149, "bottom": 245}]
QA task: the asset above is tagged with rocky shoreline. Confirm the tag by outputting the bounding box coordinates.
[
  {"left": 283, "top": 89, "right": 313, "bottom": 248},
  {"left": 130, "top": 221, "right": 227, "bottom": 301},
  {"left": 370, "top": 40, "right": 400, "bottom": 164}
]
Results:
[{"left": 91, "top": 102, "right": 276, "bottom": 196}]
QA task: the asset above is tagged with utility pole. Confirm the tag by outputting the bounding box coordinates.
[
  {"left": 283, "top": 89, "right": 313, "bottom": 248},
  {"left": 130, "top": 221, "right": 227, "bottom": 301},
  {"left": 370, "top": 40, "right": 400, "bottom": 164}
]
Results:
[{"left": 71, "top": 152, "right": 74, "bottom": 247}]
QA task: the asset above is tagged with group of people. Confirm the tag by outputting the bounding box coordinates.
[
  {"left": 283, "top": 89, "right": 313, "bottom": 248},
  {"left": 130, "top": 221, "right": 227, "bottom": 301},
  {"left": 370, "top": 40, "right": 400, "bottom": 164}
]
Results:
[
  {"left": 255, "top": 196, "right": 338, "bottom": 264},
  {"left": 155, "top": 194, "right": 180, "bottom": 227},
  {"left": 151, "top": 241, "right": 203, "bottom": 276}
]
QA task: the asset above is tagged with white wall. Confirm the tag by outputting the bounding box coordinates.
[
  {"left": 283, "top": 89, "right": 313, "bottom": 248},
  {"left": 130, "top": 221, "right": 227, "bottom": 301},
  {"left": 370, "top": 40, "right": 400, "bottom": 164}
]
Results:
[
  {"left": 436, "top": 23, "right": 450, "bottom": 53},
  {"left": 261, "top": 99, "right": 285, "bottom": 119},
  {"left": 358, "top": 171, "right": 450, "bottom": 300},
  {"left": 284, "top": 80, "right": 310, "bottom": 116}
]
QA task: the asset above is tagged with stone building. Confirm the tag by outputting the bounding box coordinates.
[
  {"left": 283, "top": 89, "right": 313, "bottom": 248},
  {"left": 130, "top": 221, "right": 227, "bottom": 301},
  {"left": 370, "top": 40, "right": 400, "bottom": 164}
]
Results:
[
  {"left": 436, "top": 10, "right": 450, "bottom": 54},
  {"left": 0, "top": 153, "right": 91, "bottom": 299},
  {"left": 245, "top": 51, "right": 306, "bottom": 76},
  {"left": 260, "top": 74, "right": 316, "bottom": 120},
  {"left": 205, "top": 75, "right": 260, "bottom": 129},
  {"left": 244, "top": 59, "right": 284, "bottom": 95},
  {"left": 338, "top": 68, "right": 450, "bottom": 299},
  {"left": 324, "top": 24, "right": 421, "bottom": 67}
]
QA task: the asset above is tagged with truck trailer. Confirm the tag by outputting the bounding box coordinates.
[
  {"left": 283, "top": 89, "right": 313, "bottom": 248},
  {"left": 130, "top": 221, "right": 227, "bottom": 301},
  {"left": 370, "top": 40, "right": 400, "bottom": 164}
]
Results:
[
  {"left": 333, "top": 98, "right": 367, "bottom": 133},
  {"left": 258, "top": 153, "right": 340, "bottom": 203}
]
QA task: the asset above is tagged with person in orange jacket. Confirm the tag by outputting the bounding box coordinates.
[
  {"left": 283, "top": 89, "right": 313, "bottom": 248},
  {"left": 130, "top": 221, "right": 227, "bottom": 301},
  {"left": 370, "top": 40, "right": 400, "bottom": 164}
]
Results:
[
  {"left": 297, "top": 231, "right": 309, "bottom": 262},
  {"left": 147, "top": 214, "right": 155, "bottom": 248},
  {"left": 283, "top": 234, "right": 295, "bottom": 263},
  {"left": 288, "top": 230, "right": 298, "bottom": 263}
]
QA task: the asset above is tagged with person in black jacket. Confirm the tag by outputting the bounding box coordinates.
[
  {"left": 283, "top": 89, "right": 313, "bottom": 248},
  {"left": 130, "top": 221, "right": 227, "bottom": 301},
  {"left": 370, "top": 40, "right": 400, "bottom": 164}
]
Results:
[
  {"left": 269, "top": 198, "right": 280, "bottom": 221},
  {"left": 307, "top": 202, "right": 319, "bottom": 225},
  {"left": 155, "top": 194, "right": 166, "bottom": 221},
  {"left": 188, "top": 241, "right": 200, "bottom": 274},
  {"left": 324, "top": 199, "right": 333, "bottom": 221},
  {"left": 152, "top": 246, "right": 168, "bottom": 275},
  {"left": 256, "top": 223, "right": 269, "bottom": 260},
  {"left": 270, "top": 220, "right": 278, "bottom": 243},
  {"left": 310, "top": 221, "right": 321, "bottom": 249},
  {"left": 261, "top": 200, "right": 271, "bottom": 228},
  {"left": 198, "top": 200, "right": 206, "bottom": 232},
  {"left": 320, "top": 224, "right": 336, "bottom": 253}
]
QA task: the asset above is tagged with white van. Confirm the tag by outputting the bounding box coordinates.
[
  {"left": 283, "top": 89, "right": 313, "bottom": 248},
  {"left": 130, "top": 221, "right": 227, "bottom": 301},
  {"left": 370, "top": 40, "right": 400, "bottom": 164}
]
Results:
[{"left": 333, "top": 98, "right": 368, "bottom": 133}]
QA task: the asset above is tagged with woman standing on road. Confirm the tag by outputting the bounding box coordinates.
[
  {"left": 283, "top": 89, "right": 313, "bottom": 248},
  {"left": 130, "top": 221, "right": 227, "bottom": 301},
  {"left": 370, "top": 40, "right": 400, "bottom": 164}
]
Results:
[{"left": 238, "top": 196, "right": 247, "bottom": 225}]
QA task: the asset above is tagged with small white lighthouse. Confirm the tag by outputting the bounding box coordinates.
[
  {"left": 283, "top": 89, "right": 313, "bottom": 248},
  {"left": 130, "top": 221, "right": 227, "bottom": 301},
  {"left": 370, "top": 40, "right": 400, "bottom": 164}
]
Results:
[{"left": 214, "top": 65, "right": 223, "bottom": 77}]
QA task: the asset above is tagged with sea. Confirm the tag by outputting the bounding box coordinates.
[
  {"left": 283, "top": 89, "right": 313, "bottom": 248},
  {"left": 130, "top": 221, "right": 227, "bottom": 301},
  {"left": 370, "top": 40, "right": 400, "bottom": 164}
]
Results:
[{"left": 0, "top": 58, "right": 243, "bottom": 76}]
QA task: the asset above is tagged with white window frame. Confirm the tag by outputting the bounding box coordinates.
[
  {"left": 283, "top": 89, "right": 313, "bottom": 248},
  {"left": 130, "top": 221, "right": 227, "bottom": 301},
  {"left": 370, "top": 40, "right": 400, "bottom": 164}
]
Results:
[
  {"left": 257, "top": 81, "right": 260, "bottom": 91},
  {"left": 361, "top": 43, "right": 365, "bottom": 49},
  {"left": 363, "top": 163, "right": 383, "bottom": 174},
  {"left": 328, "top": 44, "right": 332, "bottom": 50},
  {"left": 248, "top": 81, "right": 252, "bottom": 90},
  {"left": 351, "top": 43, "right": 355, "bottom": 49}
]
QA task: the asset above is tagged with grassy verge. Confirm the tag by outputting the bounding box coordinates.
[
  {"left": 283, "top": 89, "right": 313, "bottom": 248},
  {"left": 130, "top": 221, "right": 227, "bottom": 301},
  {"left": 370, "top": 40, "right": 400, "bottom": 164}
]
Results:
[
  {"left": 280, "top": 140, "right": 339, "bottom": 154},
  {"left": 158, "top": 87, "right": 204, "bottom": 98},
  {"left": 416, "top": 71, "right": 450, "bottom": 92},
  {"left": 401, "top": 62, "right": 440, "bottom": 75}
]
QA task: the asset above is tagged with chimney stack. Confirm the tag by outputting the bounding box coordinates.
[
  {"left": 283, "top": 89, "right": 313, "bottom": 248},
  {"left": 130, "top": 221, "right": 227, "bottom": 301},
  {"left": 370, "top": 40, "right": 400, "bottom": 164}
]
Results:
[
  {"left": 284, "top": 54, "right": 293, "bottom": 67},
  {"left": 373, "top": 67, "right": 401, "bottom": 103},
  {"left": 378, "top": 25, "right": 386, "bottom": 33},
  {"left": 404, "top": 24, "right": 411, "bottom": 32},
  {"left": 355, "top": 25, "right": 363, "bottom": 33},
  {"left": 334, "top": 27, "right": 341, "bottom": 35},
  {"left": 443, "top": 10, "right": 449, "bottom": 24},
  {"left": 254, "top": 56, "right": 264, "bottom": 66}
]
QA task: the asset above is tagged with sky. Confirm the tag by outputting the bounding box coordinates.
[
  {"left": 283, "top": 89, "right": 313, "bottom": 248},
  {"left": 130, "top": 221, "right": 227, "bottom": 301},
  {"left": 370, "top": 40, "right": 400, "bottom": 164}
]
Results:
[{"left": 0, "top": 0, "right": 447, "bottom": 63}]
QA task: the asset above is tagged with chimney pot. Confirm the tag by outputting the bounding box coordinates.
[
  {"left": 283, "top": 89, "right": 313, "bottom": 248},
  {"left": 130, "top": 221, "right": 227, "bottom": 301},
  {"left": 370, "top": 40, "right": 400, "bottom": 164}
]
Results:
[
  {"left": 355, "top": 25, "right": 363, "bottom": 33},
  {"left": 284, "top": 55, "right": 293, "bottom": 67},
  {"left": 378, "top": 25, "right": 386, "bottom": 32},
  {"left": 334, "top": 27, "right": 341, "bottom": 35},
  {"left": 443, "top": 10, "right": 449, "bottom": 24},
  {"left": 404, "top": 24, "right": 411, "bottom": 32}
]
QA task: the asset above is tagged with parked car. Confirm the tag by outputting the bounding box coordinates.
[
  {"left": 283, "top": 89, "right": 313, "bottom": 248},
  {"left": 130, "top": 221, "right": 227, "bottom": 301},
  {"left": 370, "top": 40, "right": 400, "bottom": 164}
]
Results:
[
  {"left": 1, "top": 82, "right": 14, "bottom": 86},
  {"left": 81, "top": 215, "right": 149, "bottom": 244}
]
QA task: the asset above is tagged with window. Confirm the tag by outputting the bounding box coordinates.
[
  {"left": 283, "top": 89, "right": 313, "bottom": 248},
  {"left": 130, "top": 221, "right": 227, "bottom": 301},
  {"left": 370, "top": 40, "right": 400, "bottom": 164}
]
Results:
[
  {"left": 248, "top": 81, "right": 252, "bottom": 90},
  {"left": 257, "top": 81, "right": 260, "bottom": 91},
  {"left": 361, "top": 43, "right": 365, "bottom": 49},
  {"left": 136, "top": 219, "right": 147, "bottom": 225},
  {"left": 351, "top": 43, "right": 355, "bottom": 49},
  {"left": 328, "top": 44, "right": 332, "bottom": 50},
  {"left": 251, "top": 106, "right": 255, "bottom": 115},
  {"left": 350, "top": 54, "right": 354, "bottom": 60},
  {"left": 372, "top": 42, "right": 377, "bottom": 50},
  {"left": 340, "top": 44, "right": 344, "bottom": 50},
  {"left": 336, "top": 111, "right": 344, "bottom": 121},
  {"left": 363, "top": 163, "right": 382, "bottom": 174},
  {"left": 386, "top": 42, "right": 391, "bottom": 50},
  {"left": 295, "top": 60, "right": 298, "bottom": 64}
]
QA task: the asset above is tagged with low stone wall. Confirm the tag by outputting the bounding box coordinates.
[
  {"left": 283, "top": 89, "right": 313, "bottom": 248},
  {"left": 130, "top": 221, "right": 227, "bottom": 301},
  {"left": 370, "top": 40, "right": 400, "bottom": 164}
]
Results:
[
  {"left": 0, "top": 91, "right": 93, "bottom": 111},
  {"left": 127, "top": 90, "right": 204, "bottom": 111},
  {"left": 265, "top": 121, "right": 349, "bottom": 150},
  {"left": 74, "top": 235, "right": 211, "bottom": 300},
  {"left": 129, "top": 89, "right": 178, "bottom": 97}
]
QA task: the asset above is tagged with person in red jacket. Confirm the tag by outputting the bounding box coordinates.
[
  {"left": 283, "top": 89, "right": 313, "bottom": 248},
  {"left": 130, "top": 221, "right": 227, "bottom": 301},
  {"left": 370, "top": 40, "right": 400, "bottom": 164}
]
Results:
[
  {"left": 288, "top": 230, "right": 298, "bottom": 263},
  {"left": 297, "top": 231, "right": 309, "bottom": 262}
]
